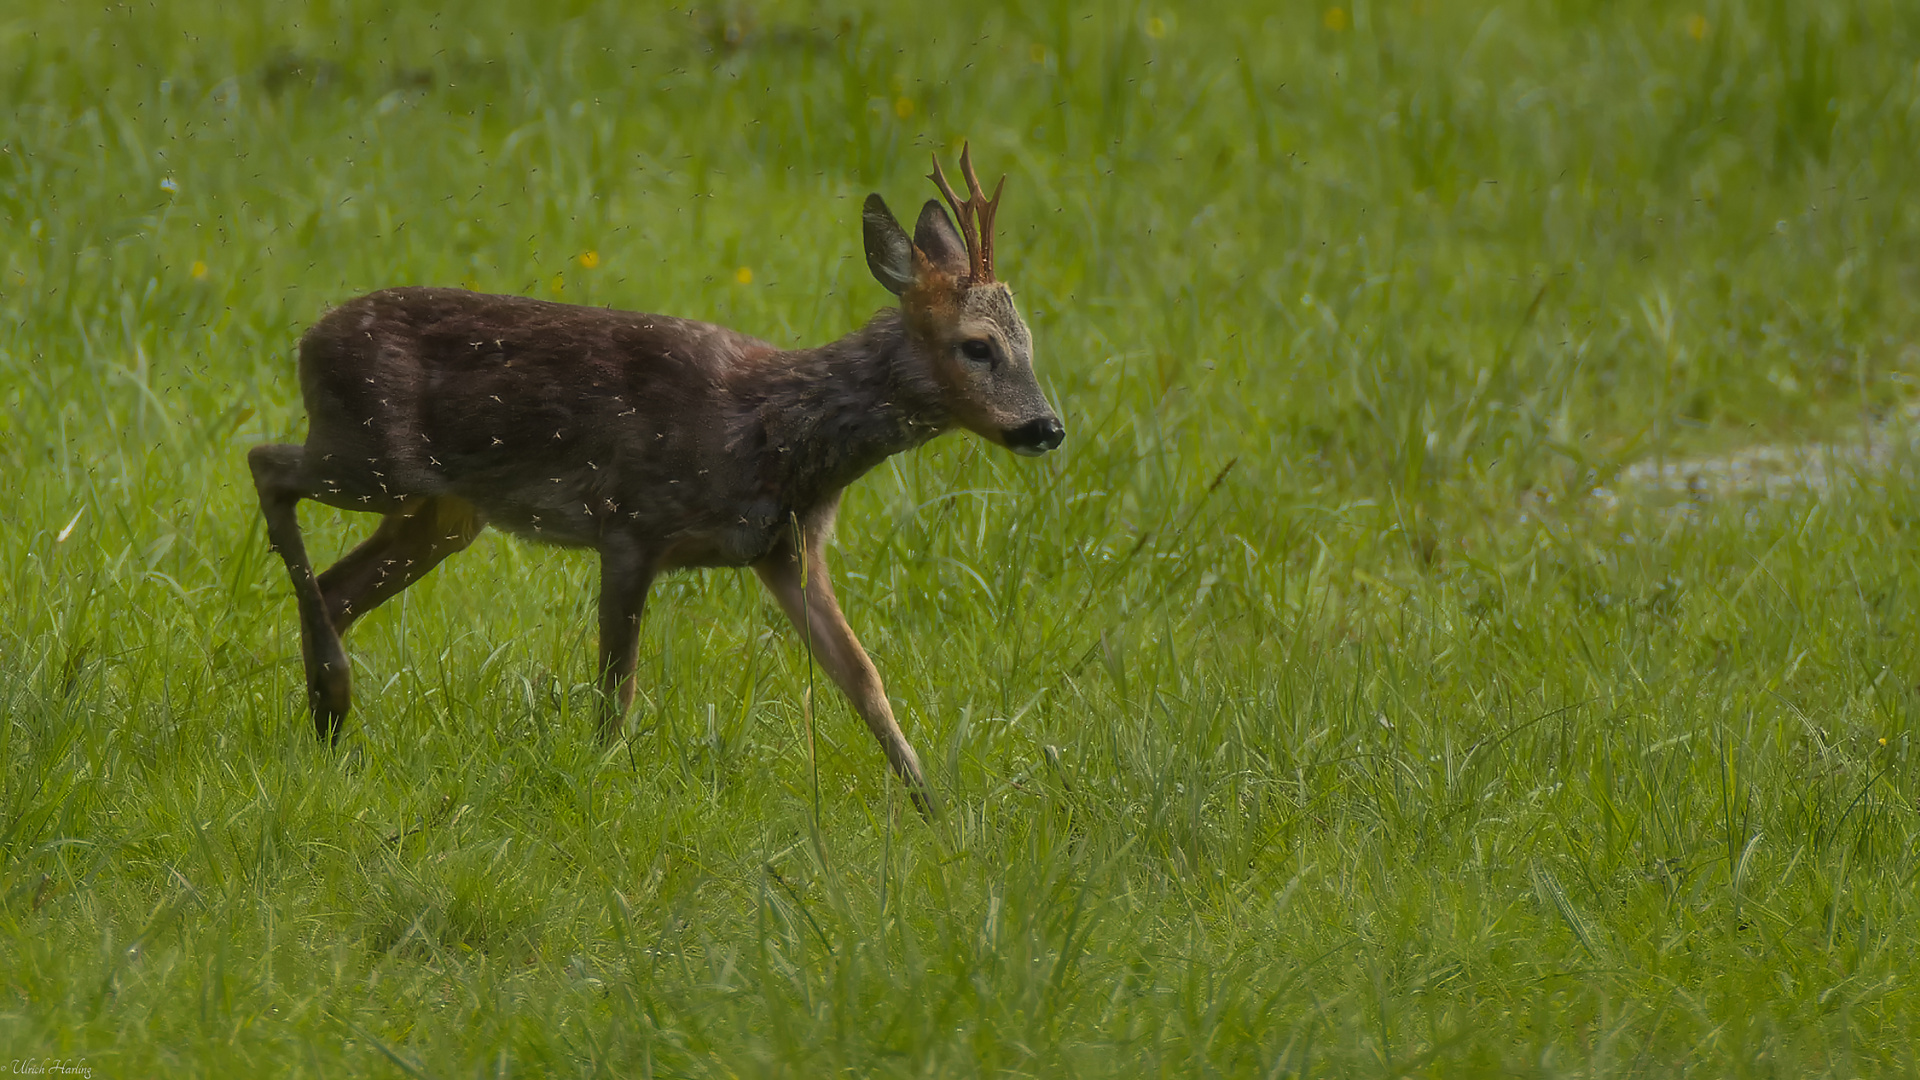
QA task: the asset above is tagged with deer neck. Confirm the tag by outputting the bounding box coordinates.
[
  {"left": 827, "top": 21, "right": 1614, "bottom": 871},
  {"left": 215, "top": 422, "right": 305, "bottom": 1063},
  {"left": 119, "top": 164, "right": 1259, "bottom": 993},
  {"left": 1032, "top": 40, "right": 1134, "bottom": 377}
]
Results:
[{"left": 753, "top": 309, "right": 949, "bottom": 501}]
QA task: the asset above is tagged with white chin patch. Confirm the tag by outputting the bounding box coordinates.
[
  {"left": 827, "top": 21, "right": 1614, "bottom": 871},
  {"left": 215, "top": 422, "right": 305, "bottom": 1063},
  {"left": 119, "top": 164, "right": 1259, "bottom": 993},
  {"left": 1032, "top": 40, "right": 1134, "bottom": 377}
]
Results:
[{"left": 1008, "top": 444, "right": 1049, "bottom": 457}]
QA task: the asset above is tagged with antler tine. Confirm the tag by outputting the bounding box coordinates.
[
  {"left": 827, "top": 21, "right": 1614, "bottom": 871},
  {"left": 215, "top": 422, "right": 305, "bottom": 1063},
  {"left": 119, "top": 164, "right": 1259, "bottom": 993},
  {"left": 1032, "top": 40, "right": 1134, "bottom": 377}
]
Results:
[
  {"left": 926, "top": 151, "right": 967, "bottom": 230},
  {"left": 977, "top": 173, "right": 1006, "bottom": 283},
  {"left": 958, "top": 143, "right": 988, "bottom": 206},
  {"left": 957, "top": 143, "right": 1001, "bottom": 283},
  {"left": 927, "top": 150, "right": 984, "bottom": 282}
]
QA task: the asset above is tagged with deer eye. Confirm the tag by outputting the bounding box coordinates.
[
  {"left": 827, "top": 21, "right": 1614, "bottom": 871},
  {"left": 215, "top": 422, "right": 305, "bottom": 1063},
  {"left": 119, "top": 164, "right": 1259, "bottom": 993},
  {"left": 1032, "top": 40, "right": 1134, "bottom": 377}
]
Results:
[{"left": 959, "top": 339, "right": 994, "bottom": 364}]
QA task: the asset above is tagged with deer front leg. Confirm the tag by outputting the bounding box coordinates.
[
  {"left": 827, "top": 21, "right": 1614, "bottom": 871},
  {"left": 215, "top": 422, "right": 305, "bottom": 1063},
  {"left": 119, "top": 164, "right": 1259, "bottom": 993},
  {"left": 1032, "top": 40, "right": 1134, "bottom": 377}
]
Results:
[
  {"left": 595, "top": 532, "right": 657, "bottom": 743},
  {"left": 755, "top": 539, "right": 935, "bottom": 817}
]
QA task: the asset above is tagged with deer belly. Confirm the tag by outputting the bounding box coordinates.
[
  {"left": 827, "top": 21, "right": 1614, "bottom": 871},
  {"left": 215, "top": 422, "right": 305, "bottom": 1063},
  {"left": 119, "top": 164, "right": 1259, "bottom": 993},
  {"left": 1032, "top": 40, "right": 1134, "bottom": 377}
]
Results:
[
  {"left": 717, "top": 502, "right": 787, "bottom": 564},
  {"left": 660, "top": 498, "right": 787, "bottom": 568},
  {"left": 463, "top": 486, "right": 604, "bottom": 548}
]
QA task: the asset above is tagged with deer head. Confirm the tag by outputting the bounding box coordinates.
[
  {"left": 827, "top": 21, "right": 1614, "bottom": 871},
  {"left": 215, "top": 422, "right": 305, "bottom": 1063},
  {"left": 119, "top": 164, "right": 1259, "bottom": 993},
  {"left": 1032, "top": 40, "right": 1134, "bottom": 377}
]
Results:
[{"left": 861, "top": 145, "right": 1065, "bottom": 457}]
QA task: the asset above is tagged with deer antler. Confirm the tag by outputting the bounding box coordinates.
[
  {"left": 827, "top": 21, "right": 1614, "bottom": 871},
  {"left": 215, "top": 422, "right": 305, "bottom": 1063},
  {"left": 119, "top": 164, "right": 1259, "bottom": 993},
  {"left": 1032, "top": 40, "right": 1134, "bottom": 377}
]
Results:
[{"left": 927, "top": 142, "right": 1007, "bottom": 283}]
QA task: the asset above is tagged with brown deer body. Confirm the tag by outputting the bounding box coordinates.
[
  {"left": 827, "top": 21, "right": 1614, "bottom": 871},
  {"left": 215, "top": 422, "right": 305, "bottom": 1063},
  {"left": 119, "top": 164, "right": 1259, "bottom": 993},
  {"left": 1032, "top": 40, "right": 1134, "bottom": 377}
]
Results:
[{"left": 248, "top": 149, "right": 1062, "bottom": 812}]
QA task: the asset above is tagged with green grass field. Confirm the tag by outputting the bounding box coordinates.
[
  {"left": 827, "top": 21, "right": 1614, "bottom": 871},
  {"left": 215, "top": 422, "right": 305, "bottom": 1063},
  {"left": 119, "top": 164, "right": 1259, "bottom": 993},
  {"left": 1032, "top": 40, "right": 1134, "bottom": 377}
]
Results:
[{"left": 5, "top": 0, "right": 1920, "bottom": 1074}]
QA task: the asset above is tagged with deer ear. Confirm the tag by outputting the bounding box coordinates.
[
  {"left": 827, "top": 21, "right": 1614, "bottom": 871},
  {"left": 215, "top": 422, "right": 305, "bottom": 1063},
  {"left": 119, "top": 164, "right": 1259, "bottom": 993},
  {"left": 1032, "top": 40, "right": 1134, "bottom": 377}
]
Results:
[
  {"left": 862, "top": 194, "right": 915, "bottom": 296},
  {"left": 913, "top": 199, "right": 968, "bottom": 277}
]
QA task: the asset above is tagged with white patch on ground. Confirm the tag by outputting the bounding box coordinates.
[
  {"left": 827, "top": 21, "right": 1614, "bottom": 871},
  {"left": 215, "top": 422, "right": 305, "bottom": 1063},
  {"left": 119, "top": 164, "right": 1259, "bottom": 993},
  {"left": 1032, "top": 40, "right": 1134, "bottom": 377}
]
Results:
[{"left": 1593, "top": 403, "right": 1920, "bottom": 509}]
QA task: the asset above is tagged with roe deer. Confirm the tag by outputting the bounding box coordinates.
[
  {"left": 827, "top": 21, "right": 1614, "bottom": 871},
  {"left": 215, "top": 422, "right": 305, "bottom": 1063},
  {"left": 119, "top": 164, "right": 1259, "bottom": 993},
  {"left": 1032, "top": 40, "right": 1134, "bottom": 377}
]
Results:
[{"left": 248, "top": 146, "right": 1063, "bottom": 814}]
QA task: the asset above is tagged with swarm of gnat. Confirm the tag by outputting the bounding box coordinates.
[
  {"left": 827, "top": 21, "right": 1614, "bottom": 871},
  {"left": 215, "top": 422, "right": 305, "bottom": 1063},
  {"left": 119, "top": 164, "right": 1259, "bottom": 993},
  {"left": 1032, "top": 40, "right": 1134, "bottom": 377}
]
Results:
[{"left": 249, "top": 146, "right": 1064, "bottom": 815}]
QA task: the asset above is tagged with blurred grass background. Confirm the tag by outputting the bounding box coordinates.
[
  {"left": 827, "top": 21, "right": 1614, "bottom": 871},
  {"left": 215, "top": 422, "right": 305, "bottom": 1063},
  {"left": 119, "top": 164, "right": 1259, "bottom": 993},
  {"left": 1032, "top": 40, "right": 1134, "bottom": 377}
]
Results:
[{"left": 4, "top": 0, "right": 1920, "bottom": 1074}]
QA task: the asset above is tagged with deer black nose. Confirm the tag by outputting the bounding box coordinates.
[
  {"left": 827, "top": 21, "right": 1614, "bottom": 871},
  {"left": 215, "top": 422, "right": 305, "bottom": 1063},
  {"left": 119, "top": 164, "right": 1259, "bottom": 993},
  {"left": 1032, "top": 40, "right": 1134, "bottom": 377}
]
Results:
[{"left": 1005, "top": 416, "right": 1065, "bottom": 456}]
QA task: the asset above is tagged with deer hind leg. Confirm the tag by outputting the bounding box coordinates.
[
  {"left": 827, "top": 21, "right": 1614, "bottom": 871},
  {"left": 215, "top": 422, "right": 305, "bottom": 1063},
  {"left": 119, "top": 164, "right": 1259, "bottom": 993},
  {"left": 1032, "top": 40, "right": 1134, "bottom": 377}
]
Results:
[
  {"left": 248, "top": 443, "right": 354, "bottom": 743},
  {"left": 595, "top": 533, "right": 659, "bottom": 743},
  {"left": 754, "top": 541, "right": 935, "bottom": 817},
  {"left": 316, "top": 496, "right": 486, "bottom": 636}
]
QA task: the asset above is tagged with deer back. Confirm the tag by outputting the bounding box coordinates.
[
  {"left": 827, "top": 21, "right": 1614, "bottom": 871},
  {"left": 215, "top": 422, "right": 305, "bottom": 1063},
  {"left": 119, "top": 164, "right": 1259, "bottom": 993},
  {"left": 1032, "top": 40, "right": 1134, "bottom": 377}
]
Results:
[{"left": 297, "top": 287, "right": 789, "bottom": 558}]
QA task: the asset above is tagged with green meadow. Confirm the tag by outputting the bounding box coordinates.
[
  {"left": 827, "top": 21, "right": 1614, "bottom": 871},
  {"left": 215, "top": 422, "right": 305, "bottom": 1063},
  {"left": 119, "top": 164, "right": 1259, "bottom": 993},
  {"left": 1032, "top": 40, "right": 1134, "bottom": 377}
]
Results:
[{"left": 5, "top": 0, "right": 1920, "bottom": 1073}]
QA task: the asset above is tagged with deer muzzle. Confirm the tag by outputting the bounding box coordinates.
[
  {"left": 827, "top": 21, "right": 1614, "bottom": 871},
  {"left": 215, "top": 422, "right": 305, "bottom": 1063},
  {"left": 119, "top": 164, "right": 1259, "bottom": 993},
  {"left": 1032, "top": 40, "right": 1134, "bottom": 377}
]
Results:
[{"left": 1004, "top": 415, "right": 1066, "bottom": 457}]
